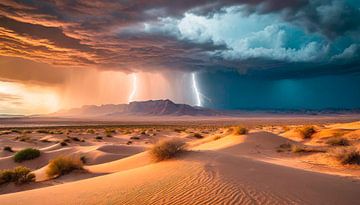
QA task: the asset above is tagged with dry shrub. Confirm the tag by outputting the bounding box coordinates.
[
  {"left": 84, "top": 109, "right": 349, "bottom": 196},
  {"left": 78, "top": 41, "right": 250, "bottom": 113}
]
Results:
[
  {"left": 291, "top": 144, "right": 307, "bottom": 153},
  {"left": 149, "top": 139, "right": 186, "bottom": 162},
  {"left": 233, "top": 126, "right": 248, "bottom": 135},
  {"left": 296, "top": 126, "right": 316, "bottom": 139},
  {"left": 330, "top": 147, "right": 360, "bottom": 165},
  {"left": 193, "top": 133, "right": 204, "bottom": 139},
  {"left": 3, "top": 146, "right": 13, "bottom": 152},
  {"left": 0, "top": 166, "right": 35, "bottom": 185},
  {"left": 14, "top": 148, "right": 41, "bottom": 162},
  {"left": 46, "top": 156, "right": 84, "bottom": 178},
  {"left": 326, "top": 137, "right": 350, "bottom": 146},
  {"left": 213, "top": 135, "right": 222, "bottom": 141}
]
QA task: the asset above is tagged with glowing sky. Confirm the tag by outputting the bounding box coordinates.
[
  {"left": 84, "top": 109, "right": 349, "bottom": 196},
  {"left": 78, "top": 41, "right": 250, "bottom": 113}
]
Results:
[{"left": 0, "top": 1, "right": 359, "bottom": 114}]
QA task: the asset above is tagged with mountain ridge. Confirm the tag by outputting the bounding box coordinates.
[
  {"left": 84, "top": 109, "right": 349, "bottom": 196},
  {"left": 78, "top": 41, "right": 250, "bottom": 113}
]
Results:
[{"left": 53, "top": 99, "right": 220, "bottom": 117}]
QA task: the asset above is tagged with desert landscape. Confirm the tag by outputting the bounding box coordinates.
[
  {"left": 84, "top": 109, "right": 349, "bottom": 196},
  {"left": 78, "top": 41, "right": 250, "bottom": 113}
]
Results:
[
  {"left": 1, "top": 115, "right": 360, "bottom": 204},
  {"left": 1, "top": 0, "right": 360, "bottom": 204}
]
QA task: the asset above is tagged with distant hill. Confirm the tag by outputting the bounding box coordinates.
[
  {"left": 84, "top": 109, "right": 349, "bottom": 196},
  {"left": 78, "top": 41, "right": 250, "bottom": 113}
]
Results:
[{"left": 52, "top": 99, "right": 221, "bottom": 117}]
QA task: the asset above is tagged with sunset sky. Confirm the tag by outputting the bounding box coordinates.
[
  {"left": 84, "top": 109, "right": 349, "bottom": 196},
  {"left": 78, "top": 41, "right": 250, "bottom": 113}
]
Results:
[{"left": 0, "top": 0, "right": 359, "bottom": 115}]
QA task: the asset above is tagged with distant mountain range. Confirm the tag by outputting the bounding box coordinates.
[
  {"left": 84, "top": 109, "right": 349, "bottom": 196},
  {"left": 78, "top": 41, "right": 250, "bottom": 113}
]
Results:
[{"left": 52, "top": 99, "right": 221, "bottom": 117}]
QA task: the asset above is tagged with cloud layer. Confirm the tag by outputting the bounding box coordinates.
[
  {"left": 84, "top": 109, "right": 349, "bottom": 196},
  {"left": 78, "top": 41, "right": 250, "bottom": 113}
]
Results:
[{"left": 0, "top": 0, "right": 359, "bottom": 80}]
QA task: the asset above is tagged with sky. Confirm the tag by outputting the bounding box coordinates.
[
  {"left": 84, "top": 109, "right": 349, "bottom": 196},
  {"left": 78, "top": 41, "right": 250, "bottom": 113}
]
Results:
[{"left": 0, "top": 0, "right": 359, "bottom": 114}]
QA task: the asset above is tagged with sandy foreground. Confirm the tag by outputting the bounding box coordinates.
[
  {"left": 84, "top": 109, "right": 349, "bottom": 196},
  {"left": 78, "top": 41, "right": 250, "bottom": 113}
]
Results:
[{"left": 0, "top": 119, "right": 360, "bottom": 204}]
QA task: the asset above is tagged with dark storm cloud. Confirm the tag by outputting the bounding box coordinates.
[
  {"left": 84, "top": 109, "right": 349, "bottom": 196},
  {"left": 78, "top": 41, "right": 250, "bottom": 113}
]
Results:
[{"left": 0, "top": 0, "right": 359, "bottom": 80}]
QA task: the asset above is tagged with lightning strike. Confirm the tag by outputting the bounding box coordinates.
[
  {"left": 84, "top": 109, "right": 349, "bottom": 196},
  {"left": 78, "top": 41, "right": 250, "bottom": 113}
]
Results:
[
  {"left": 192, "top": 72, "right": 202, "bottom": 107},
  {"left": 128, "top": 73, "right": 137, "bottom": 103}
]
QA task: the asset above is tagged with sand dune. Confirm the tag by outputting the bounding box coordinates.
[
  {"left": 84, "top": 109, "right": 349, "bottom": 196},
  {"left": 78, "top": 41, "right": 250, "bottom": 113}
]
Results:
[{"left": 1, "top": 128, "right": 360, "bottom": 205}]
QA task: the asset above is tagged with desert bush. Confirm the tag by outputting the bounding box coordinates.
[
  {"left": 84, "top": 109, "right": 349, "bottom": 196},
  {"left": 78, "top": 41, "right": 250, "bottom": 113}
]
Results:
[
  {"left": 149, "top": 139, "right": 186, "bottom": 162},
  {"left": 296, "top": 126, "right": 316, "bottom": 139},
  {"left": 71, "top": 137, "right": 81, "bottom": 142},
  {"left": 37, "top": 129, "right": 50, "bottom": 134},
  {"left": 233, "top": 126, "right": 248, "bottom": 135},
  {"left": 106, "top": 134, "right": 113, "bottom": 138},
  {"left": 46, "top": 156, "right": 84, "bottom": 178},
  {"left": 326, "top": 137, "right": 350, "bottom": 146},
  {"left": 174, "top": 128, "right": 185, "bottom": 133},
  {"left": 279, "top": 142, "right": 292, "bottom": 149},
  {"left": 105, "top": 129, "right": 116, "bottom": 135},
  {"left": 291, "top": 144, "right": 307, "bottom": 153},
  {"left": 14, "top": 148, "right": 40, "bottom": 162},
  {"left": 87, "top": 129, "right": 95, "bottom": 134},
  {"left": 3, "top": 146, "right": 13, "bottom": 152},
  {"left": 11, "top": 129, "right": 21, "bottom": 133},
  {"left": 213, "top": 135, "right": 222, "bottom": 141},
  {"left": 95, "top": 136, "right": 103, "bottom": 140},
  {"left": 330, "top": 147, "right": 360, "bottom": 165},
  {"left": 60, "top": 141, "right": 68, "bottom": 146},
  {"left": 126, "top": 141, "right": 132, "bottom": 145},
  {"left": 193, "top": 133, "right": 204, "bottom": 139},
  {"left": 80, "top": 156, "right": 87, "bottom": 164},
  {"left": 0, "top": 166, "right": 35, "bottom": 185}
]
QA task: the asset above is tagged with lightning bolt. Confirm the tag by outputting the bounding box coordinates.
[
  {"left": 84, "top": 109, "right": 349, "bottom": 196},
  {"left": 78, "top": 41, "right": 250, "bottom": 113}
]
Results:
[
  {"left": 192, "top": 72, "right": 202, "bottom": 107},
  {"left": 128, "top": 73, "right": 137, "bottom": 103}
]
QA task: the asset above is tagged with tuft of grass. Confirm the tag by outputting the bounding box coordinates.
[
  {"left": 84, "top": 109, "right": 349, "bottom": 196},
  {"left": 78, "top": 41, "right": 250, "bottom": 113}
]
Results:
[
  {"left": 126, "top": 141, "right": 132, "bottom": 145},
  {"left": 149, "top": 139, "right": 186, "bottom": 162},
  {"left": 296, "top": 126, "right": 316, "bottom": 139},
  {"left": 95, "top": 136, "right": 103, "bottom": 140},
  {"left": 87, "top": 129, "right": 95, "bottom": 134},
  {"left": 0, "top": 166, "right": 35, "bottom": 185},
  {"left": 3, "top": 146, "right": 14, "bottom": 152},
  {"left": 326, "top": 137, "right": 350, "bottom": 146},
  {"left": 80, "top": 156, "right": 87, "bottom": 164},
  {"left": 330, "top": 147, "right": 360, "bottom": 165},
  {"left": 60, "top": 141, "right": 68, "bottom": 146},
  {"left": 130, "top": 136, "right": 140, "bottom": 140},
  {"left": 14, "top": 148, "right": 41, "bottom": 163},
  {"left": 213, "top": 135, "right": 222, "bottom": 141},
  {"left": 70, "top": 137, "right": 81, "bottom": 142},
  {"left": 233, "top": 126, "right": 248, "bottom": 135},
  {"left": 291, "top": 144, "right": 307, "bottom": 153},
  {"left": 37, "top": 129, "right": 50, "bottom": 134},
  {"left": 192, "top": 133, "right": 204, "bottom": 139},
  {"left": 46, "top": 156, "right": 84, "bottom": 178}
]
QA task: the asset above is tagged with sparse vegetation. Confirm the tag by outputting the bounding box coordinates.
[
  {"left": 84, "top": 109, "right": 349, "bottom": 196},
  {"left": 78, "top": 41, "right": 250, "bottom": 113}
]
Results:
[
  {"left": 0, "top": 166, "right": 35, "bottom": 185},
  {"left": 213, "top": 135, "right": 222, "bottom": 141},
  {"left": 46, "top": 156, "right": 84, "bottom": 178},
  {"left": 149, "top": 139, "right": 186, "bottom": 162},
  {"left": 87, "top": 129, "right": 95, "bottom": 134},
  {"left": 95, "top": 136, "right": 103, "bottom": 140},
  {"left": 233, "top": 126, "right": 248, "bottom": 135},
  {"left": 3, "top": 146, "right": 13, "bottom": 152},
  {"left": 70, "top": 137, "right": 81, "bottom": 142},
  {"left": 130, "top": 136, "right": 140, "bottom": 140},
  {"left": 296, "top": 126, "right": 316, "bottom": 139},
  {"left": 14, "top": 148, "right": 41, "bottom": 163},
  {"left": 37, "top": 129, "right": 50, "bottom": 134},
  {"left": 193, "top": 133, "right": 204, "bottom": 139},
  {"left": 291, "top": 144, "right": 307, "bottom": 153},
  {"left": 60, "top": 141, "right": 68, "bottom": 146},
  {"left": 330, "top": 147, "right": 360, "bottom": 165},
  {"left": 326, "top": 137, "right": 350, "bottom": 146},
  {"left": 80, "top": 156, "right": 87, "bottom": 164}
]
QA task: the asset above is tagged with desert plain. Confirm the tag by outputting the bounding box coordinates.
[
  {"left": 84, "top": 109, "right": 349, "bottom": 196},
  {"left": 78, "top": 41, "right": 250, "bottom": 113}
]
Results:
[{"left": 0, "top": 115, "right": 360, "bottom": 205}]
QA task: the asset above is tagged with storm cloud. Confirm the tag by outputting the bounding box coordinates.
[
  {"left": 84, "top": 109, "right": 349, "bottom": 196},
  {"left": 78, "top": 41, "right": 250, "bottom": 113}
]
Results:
[{"left": 0, "top": 0, "right": 359, "bottom": 80}]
